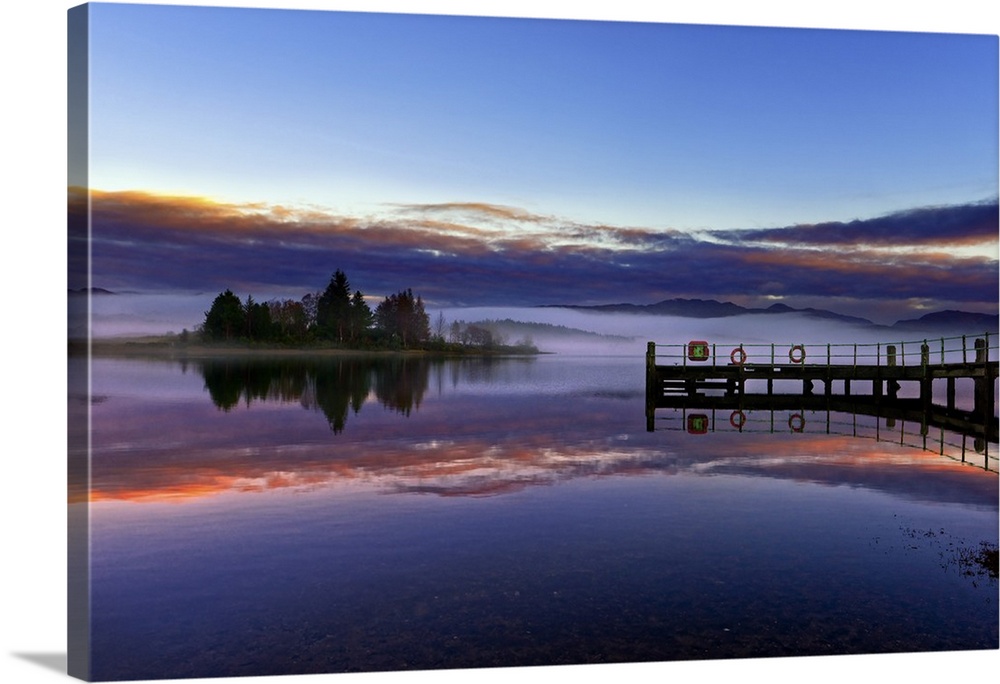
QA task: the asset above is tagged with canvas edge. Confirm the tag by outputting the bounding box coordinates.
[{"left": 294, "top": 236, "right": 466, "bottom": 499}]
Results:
[{"left": 67, "top": 3, "right": 92, "bottom": 681}]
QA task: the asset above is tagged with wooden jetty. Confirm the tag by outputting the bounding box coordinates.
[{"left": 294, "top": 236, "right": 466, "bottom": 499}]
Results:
[{"left": 646, "top": 334, "right": 999, "bottom": 443}]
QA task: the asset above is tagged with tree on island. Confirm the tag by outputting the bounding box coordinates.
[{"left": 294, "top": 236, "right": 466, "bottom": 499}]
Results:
[
  {"left": 349, "top": 290, "right": 373, "bottom": 344},
  {"left": 243, "top": 294, "right": 274, "bottom": 340},
  {"left": 198, "top": 269, "right": 533, "bottom": 354},
  {"left": 203, "top": 290, "right": 277, "bottom": 342},
  {"left": 315, "top": 270, "right": 374, "bottom": 345},
  {"left": 316, "top": 269, "right": 353, "bottom": 342},
  {"left": 203, "top": 289, "right": 245, "bottom": 340},
  {"left": 374, "top": 289, "right": 430, "bottom": 349},
  {"left": 266, "top": 298, "right": 309, "bottom": 341}
]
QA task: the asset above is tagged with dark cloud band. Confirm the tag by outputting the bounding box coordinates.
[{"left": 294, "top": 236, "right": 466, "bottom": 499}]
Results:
[{"left": 73, "top": 188, "right": 999, "bottom": 315}]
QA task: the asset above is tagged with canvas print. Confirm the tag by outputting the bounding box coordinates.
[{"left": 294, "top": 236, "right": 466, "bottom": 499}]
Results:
[{"left": 67, "top": 2, "right": 999, "bottom": 681}]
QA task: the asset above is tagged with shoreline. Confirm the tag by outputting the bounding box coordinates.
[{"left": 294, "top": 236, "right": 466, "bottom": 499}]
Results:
[{"left": 72, "top": 336, "right": 546, "bottom": 360}]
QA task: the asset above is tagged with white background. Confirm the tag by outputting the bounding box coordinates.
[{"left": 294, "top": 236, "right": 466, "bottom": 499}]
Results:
[{"left": 3, "top": 2, "right": 998, "bottom": 683}]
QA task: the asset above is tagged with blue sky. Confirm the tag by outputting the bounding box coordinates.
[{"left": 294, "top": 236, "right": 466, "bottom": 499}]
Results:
[
  {"left": 87, "top": 3, "right": 997, "bottom": 230},
  {"left": 70, "top": 1, "right": 999, "bottom": 322}
]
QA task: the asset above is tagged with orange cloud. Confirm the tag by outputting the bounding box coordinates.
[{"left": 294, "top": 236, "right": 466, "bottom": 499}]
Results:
[{"left": 395, "top": 201, "right": 551, "bottom": 224}]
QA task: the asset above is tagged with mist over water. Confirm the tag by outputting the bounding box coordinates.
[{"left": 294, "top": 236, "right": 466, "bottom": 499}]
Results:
[
  {"left": 436, "top": 306, "right": 961, "bottom": 356},
  {"left": 81, "top": 292, "right": 208, "bottom": 338},
  {"left": 81, "top": 293, "right": 992, "bottom": 357}
]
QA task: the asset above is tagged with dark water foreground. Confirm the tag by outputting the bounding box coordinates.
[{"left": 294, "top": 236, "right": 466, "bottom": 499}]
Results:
[{"left": 72, "top": 355, "right": 998, "bottom": 681}]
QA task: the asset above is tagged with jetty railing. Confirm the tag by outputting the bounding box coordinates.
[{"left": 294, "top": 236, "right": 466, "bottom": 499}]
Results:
[{"left": 647, "top": 333, "right": 997, "bottom": 369}]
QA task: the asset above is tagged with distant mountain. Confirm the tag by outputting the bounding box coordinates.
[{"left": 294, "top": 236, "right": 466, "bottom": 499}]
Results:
[
  {"left": 545, "top": 298, "right": 1000, "bottom": 334},
  {"left": 759, "top": 302, "right": 876, "bottom": 326},
  {"left": 891, "top": 310, "right": 999, "bottom": 332},
  {"left": 545, "top": 298, "right": 875, "bottom": 326}
]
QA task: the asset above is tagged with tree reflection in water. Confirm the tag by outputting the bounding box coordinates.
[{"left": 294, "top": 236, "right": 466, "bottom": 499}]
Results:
[{"left": 198, "top": 356, "right": 432, "bottom": 433}]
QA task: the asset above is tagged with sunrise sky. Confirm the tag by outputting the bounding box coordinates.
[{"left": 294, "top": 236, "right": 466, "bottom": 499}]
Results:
[{"left": 73, "top": 2, "right": 999, "bottom": 322}]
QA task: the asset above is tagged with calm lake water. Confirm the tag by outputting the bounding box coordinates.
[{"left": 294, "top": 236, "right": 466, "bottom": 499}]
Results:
[{"left": 75, "top": 353, "right": 998, "bottom": 680}]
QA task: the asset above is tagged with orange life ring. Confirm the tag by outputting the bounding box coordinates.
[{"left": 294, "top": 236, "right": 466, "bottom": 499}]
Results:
[
  {"left": 788, "top": 413, "right": 805, "bottom": 432},
  {"left": 789, "top": 345, "right": 806, "bottom": 364},
  {"left": 730, "top": 410, "right": 746, "bottom": 430},
  {"left": 730, "top": 347, "right": 747, "bottom": 365}
]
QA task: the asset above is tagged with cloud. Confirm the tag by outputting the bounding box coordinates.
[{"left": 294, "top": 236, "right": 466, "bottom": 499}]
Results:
[
  {"left": 393, "top": 201, "right": 551, "bottom": 224},
  {"left": 75, "top": 187, "right": 999, "bottom": 318},
  {"left": 723, "top": 200, "right": 999, "bottom": 248}
]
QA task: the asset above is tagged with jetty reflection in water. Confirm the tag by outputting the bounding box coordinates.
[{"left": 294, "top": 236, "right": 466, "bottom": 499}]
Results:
[
  {"left": 650, "top": 400, "right": 997, "bottom": 474},
  {"left": 81, "top": 354, "right": 998, "bottom": 680}
]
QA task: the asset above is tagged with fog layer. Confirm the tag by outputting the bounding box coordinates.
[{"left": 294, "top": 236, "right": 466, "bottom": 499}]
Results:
[{"left": 75, "top": 293, "right": 993, "bottom": 358}]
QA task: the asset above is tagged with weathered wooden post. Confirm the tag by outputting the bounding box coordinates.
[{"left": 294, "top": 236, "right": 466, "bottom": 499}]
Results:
[
  {"left": 872, "top": 343, "right": 883, "bottom": 398},
  {"left": 887, "top": 345, "right": 898, "bottom": 399},
  {"left": 975, "top": 336, "right": 988, "bottom": 363},
  {"left": 767, "top": 342, "right": 774, "bottom": 394},
  {"left": 920, "top": 342, "right": 931, "bottom": 410},
  {"left": 973, "top": 337, "right": 994, "bottom": 417},
  {"left": 646, "top": 342, "right": 656, "bottom": 431},
  {"left": 825, "top": 343, "right": 832, "bottom": 396}
]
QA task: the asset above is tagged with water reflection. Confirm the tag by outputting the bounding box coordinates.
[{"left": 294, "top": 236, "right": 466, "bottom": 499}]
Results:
[
  {"left": 81, "top": 354, "right": 997, "bottom": 678},
  {"left": 653, "top": 405, "right": 997, "bottom": 473},
  {"left": 197, "top": 355, "right": 537, "bottom": 430},
  {"left": 196, "top": 355, "right": 998, "bottom": 468},
  {"left": 200, "top": 356, "right": 431, "bottom": 431},
  {"left": 80, "top": 355, "right": 999, "bottom": 506},
  {"left": 648, "top": 390, "right": 998, "bottom": 473}
]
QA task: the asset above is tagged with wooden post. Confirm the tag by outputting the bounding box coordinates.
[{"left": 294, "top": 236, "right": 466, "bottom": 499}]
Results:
[
  {"left": 886, "top": 345, "right": 898, "bottom": 399},
  {"left": 825, "top": 343, "right": 832, "bottom": 396},
  {"left": 873, "top": 342, "right": 882, "bottom": 398},
  {"left": 848, "top": 345, "right": 855, "bottom": 398},
  {"left": 920, "top": 343, "right": 931, "bottom": 410},
  {"left": 974, "top": 338, "right": 994, "bottom": 417},
  {"left": 646, "top": 342, "right": 656, "bottom": 431}
]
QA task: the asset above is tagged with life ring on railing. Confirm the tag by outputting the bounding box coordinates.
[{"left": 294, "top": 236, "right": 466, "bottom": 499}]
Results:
[
  {"left": 730, "top": 347, "right": 747, "bottom": 365},
  {"left": 788, "top": 345, "right": 806, "bottom": 364},
  {"left": 730, "top": 410, "right": 746, "bottom": 430},
  {"left": 687, "top": 414, "right": 709, "bottom": 435},
  {"left": 687, "top": 340, "right": 710, "bottom": 362},
  {"left": 788, "top": 413, "right": 805, "bottom": 432}
]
